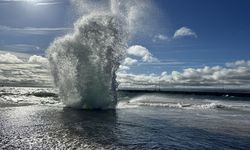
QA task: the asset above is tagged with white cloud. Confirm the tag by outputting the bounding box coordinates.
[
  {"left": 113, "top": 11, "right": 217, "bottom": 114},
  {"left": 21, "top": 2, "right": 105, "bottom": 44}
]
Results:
[
  {"left": 153, "top": 34, "right": 168, "bottom": 42},
  {"left": 0, "top": 53, "right": 23, "bottom": 64},
  {"left": 226, "top": 60, "right": 250, "bottom": 68},
  {"left": 119, "top": 45, "right": 159, "bottom": 73},
  {"left": 127, "top": 45, "right": 158, "bottom": 63},
  {"left": 142, "top": 54, "right": 158, "bottom": 63},
  {"left": 123, "top": 57, "right": 138, "bottom": 66},
  {"left": 0, "top": 63, "right": 52, "bottom": 87},
  {"left": 127, "top": 45, "right": 149, "bottom": 57},
  {"left": 173, "top": 27, "right": 197, "bottom": 39},
  {"left": 0, "top": 53, "right": 52, "bottom": 86},
  {"left": 117, "top": 60, "right": 250, "bottom": 87},
  {"left": 119, "top": 65, "right": 130, "bottom": 71},
  {"left": 28, "top": 55, "right": 49, "bottom": 66}
]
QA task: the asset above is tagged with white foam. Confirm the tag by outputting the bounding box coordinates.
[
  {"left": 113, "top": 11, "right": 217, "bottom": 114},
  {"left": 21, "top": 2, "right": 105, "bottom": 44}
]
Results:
[
  {"left": 119, "top": 94, "right": 236, "bottom": 110},
  {"left": 116, "top": 101, "right": 139, "bottom": 109}
]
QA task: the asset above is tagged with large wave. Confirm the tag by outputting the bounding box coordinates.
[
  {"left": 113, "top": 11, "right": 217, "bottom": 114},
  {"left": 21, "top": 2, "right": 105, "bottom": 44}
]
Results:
[{"left": 47, "top": 0, "right": 147, "bottom": 109}]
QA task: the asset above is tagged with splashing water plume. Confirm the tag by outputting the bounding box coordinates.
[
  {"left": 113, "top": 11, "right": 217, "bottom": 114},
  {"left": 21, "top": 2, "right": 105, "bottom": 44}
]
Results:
[{"left": 47, "top": 0, "right": 148, "bottom": 109}]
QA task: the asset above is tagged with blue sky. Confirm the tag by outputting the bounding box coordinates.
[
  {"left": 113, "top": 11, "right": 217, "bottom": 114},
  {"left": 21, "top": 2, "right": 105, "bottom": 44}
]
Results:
[
  {"left": 0, "top": 0, "right": 250, "bottom": 87},
  {"left": 1, "top": 0, "right": 250, "bottom": 73},
  {"left": 130, "top": 0, "right": 250, "bottom": 73},
  {"left": 0, "top": 0, "right": 71, "bottom": 55}
]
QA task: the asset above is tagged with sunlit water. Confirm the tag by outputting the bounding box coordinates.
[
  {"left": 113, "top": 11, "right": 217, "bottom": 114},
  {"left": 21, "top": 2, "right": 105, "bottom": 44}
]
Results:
[{"left": 1, "top": 87, "right": 250, "bottom": 149}]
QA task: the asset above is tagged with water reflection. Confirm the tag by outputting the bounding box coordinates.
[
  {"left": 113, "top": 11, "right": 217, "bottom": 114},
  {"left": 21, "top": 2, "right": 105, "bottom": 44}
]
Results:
[{"left": 61, "top": 108, "right": 118, "bottom": 147}]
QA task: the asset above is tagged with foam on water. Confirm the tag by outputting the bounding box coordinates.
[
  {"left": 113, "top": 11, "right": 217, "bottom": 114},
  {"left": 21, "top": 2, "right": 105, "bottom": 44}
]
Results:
[
  {"left": 0, "top": 87, "right": 61, "bottom": 107},
  {"left": 47, "top": 0, "right": 147, "bottom": 109},
  {"left": 116, "top": 94, "right": 250, "bottom": 111}
]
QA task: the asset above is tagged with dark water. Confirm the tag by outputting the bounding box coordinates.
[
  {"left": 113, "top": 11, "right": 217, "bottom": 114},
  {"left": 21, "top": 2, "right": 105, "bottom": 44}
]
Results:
[
  {"left": 1, "top": 105, "right": 250, "bottom": 149},
  {"left": 1, "top": 87, "right": 250, "bottom": 149}
]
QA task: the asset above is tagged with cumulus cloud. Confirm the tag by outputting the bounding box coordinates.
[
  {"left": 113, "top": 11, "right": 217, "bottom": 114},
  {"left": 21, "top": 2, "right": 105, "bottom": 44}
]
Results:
[
  {"left": 127, "top": 45, "right": 158, "bottom": 63},
  {"left": 123, "top": 57, "right": 138, "bottom": 66},
  {"left": 119, "top": 45, "right": 159, "bottom": 72},
  {"left": 117, "top": 60, "right": 250, "bottom": 87},
  {"left": 0, "top": 53, "right": 23, "bottom": 64},
  {"left": 28, "top": 55, "right": 49, "bottom": 66},
  {"left": 173, "top": 27, "right": 197, "bottom": 39}
]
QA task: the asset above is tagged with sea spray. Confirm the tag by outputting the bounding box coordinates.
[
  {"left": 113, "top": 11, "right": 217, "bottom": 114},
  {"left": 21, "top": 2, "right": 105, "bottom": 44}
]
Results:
[
  {"left": 47, "top": 3, "right": 129, "bottom": 109},
  {"left": 47, "top": 0, "right": 150, "bottom": 109}
]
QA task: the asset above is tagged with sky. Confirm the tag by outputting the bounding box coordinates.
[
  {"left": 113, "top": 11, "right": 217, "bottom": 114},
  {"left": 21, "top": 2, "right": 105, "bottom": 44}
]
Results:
[{"left": 0, "top": 0, "right": 250, "bottom": 87}]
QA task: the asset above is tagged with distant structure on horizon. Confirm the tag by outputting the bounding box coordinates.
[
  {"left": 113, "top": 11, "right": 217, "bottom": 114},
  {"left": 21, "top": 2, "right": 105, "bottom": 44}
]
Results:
[{"left": 118, "top": 84, "right": 250, "bottom": 97}]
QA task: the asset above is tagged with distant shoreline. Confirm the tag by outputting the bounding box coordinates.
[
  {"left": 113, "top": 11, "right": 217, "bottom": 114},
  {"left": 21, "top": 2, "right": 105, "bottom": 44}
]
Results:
[
  {"left": 1, "top": 85, "right": 250, "bottom": 97},
  {"left": 118, "top": 87, "right": 250, "bottom": 97}
]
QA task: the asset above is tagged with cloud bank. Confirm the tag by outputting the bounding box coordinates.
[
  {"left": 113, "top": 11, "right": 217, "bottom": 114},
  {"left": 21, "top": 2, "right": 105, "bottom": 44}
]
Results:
[
  {"left": 0, "top": 52, "right": 249, "bottom": 88},
  {"left": 0, "top": 53, "right": 52, "bottom": 86},
  {"left": 117, "top": 60, "right": 250, "bottom": 87}
]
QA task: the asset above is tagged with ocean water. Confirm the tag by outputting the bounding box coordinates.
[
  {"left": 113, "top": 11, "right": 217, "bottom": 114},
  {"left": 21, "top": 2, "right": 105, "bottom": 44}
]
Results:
[{"left": 1, "top": 87, "right": 250, "bottom": 149}]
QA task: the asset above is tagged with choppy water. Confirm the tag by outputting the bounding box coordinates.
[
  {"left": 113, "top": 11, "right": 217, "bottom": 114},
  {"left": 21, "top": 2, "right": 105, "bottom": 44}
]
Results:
[{"left": 1, "top": 87, "right": 250, "bottom": 149}]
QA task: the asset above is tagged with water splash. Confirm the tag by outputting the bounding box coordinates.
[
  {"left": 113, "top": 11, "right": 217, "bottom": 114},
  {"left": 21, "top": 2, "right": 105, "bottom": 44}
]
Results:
[{"left": 47, "top": 0, "right": 146, "bottom": 109}]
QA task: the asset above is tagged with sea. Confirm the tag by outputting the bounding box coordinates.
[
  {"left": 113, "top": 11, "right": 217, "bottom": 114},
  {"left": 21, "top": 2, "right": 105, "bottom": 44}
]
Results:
[{"left": 0, "top": 87, "right": 250, "bottom": 149}]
